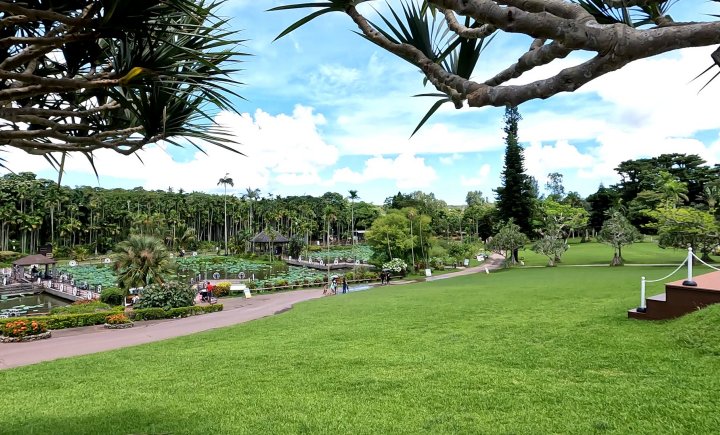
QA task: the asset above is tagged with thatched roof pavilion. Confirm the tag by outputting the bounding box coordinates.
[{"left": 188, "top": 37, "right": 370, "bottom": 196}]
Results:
[{"left": 250, "top": 230, "right": 289, "bottom": 244}]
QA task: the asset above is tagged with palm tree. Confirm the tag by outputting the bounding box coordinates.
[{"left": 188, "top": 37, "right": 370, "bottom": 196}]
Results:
[
  {"left": 244, "top": 187, "right": 260, "bottom": 251},
  {"left": 657, "top": 171, "right": 689, "bottom": 208},
  {"left": 218, "top": 173, "right": 234, "bottom": 256},
  {"left": 114, "top": 235, "right": 175, "bottom": 290}
]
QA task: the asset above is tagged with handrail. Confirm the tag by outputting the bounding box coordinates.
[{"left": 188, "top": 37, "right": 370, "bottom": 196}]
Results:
[{"left": 691, "top": 252, "right": 720, "bottom": 272}]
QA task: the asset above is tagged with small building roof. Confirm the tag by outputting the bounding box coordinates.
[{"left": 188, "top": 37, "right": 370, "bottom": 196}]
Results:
[
  {"left": 13, "top": 254, "right": 57, "bottom": 266},
  {"left": 251, "top": 230, "right": 290, "bottom": 244}
]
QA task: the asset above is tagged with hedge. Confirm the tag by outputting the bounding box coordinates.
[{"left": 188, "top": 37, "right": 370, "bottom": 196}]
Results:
[
  {"left": 0, "top": 305, "right": 222, "bottom": 332},
  {"left": 0, "top": 306, "right": 123, "bottom": 331},
  {"left": 130, "top": 304, "right": 223, "bottom": 321}
]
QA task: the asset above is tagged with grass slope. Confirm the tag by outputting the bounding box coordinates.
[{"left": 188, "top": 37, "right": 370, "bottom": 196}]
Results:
[{"left": 1, "top": 267, "right": 720, "bottom": 434}]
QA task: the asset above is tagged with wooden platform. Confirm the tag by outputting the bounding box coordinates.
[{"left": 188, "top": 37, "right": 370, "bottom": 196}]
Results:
[{"left": 628, "top": 270, "right": 720, "bottom": 320}]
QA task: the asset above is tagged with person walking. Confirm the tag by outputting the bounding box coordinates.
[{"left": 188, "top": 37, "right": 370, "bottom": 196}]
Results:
[{"left": 342, "top": 277, "right": 349, "bottom": 294}]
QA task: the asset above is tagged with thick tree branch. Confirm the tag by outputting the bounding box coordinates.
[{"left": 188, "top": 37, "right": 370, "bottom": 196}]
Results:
[
  {"left": 485, "top": 41, "right": 572, "bottom": 86},
  {"left": 442, "top": 9, "right": 495, "bottom": 39}
]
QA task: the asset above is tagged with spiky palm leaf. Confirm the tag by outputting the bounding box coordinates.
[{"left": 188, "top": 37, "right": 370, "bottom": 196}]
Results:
[{"left": 269, "top": 1, "right": 371, "bottom": 40}]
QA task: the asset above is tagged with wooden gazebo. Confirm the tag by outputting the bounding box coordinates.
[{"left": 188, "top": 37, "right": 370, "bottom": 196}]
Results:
[
  {"left": 12, "top": 253, "right": 57, "bottom": 281},
  {"left": 250, "top": 230, "right": 290, "bottom": 255}
]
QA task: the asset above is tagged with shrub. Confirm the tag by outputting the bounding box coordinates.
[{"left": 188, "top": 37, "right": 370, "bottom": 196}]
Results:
[
  {"left": 1, "top": 319, "right": 47, "bottom": 337},
  {"left": 105, "top": 313, "right": 131, "bottom": 325},
  {"left": 0, "top": 251, "right": 22, "bottom": 263},
  {"left": 134, "top": 281, "right": 195, "bottom": 310},
  {"left": 247, "top": 281, "right": 257, "bottom": 290},
  {"left": 51, "top": 301, "right": 112, "bottom": 315},
  {"left": 213, "top": 282, "right": 231, "bottom": 297},
  {"left": 382, "top": 258, "right": 408, "bottom": 274},
  {"left": 100, "top": 287, "right": 126, "bottom": 306},
  {"left": 130, "top": 304, "right": 223, "bottom": 321}
]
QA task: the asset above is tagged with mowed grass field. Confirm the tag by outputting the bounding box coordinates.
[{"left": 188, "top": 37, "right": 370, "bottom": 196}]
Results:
[
  {"left": 1, "top": 266, "right": 720, "bottom": 434},
  {"left": 518, "top": 240, "right": 697, "bottom": 267}
]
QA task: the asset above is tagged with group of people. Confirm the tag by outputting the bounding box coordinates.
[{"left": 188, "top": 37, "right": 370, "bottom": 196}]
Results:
[
  {"left": 323, "top": 276, "right": 349, "bottom": 296},
  {"left": 380, "top": 271, "right": 392, "bottom": 285}
]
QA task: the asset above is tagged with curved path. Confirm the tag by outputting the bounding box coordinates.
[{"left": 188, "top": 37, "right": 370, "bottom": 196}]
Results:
[{"left": 0, "top": 254, "right": 506, "bottom": 370}]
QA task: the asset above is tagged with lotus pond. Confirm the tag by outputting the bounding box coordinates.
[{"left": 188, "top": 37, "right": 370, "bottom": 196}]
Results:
[
  {"left": 304, "top": 245, "right": 373, "bottom": 262},
  {"left": 53, "top": 256, "right": 357, "bottom": 290}
]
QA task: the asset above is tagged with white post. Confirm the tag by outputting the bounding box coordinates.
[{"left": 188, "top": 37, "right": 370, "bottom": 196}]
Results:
[
  {"left": 640, "top": 277, "right": 646, "bottom": 311},
  {"left": 683, "top": 247, "right": 697, "bottom": 287}
]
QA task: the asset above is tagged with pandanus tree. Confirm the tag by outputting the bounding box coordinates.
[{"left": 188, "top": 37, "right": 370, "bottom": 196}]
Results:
[
  {"left": 272, "top": 0, "right": 720, "bottom": 129},
  {"left": 0, "top": 0, "right": 246, "bottom": 177}
]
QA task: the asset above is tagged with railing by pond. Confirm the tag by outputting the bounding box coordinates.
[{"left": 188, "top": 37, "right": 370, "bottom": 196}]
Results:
[{"left": 42, "top": 279, "right": 100, "bottom": 301}]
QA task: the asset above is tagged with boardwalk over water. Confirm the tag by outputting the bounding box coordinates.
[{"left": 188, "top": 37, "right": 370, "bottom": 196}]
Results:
[{"left": 283, "top": 257, "right": 373, "bottom": 271}]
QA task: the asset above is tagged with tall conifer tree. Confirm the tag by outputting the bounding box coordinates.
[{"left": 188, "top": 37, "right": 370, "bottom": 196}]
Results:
[{"left": 495, "top": 106, "right": 534, "bottom": 236}]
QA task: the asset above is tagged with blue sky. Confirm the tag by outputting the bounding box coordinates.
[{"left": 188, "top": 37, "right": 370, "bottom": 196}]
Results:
[{"left": 3, "top": 0, "right": 720, "bottom": 204}]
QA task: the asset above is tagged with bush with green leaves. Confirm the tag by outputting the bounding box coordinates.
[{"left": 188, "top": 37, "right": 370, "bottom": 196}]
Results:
[
  {"left": 134, "top": 281, "right": 196, "bottom": 310},
  {"left": 130, "top": 305, "right": 222, "bottom": 321},
  {"left": 213, "top": 282, "right": 231, "bottom": 297},
  {"left": 51, "top": 300, "right": 112, "bottom": 315},
  {"left": 100, "top": 287, "right": 126, "bottom": 306}
]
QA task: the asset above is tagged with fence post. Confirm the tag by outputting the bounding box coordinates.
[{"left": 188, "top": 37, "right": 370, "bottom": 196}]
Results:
[
  {"left": 639, "top": 277, "right": 647, "bottom": 312},
  {"left": 683, "top": 247, "right": 697, "bottom": 287}
]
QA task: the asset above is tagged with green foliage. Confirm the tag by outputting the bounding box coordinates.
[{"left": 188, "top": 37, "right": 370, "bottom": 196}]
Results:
[
  {"left": 213, "top": 282, "right": 231, "bottom": 297},
  {"left": 114, "top": 235, "right": 175, "bottom": 290},
  {"left": 100, "top": 287, "right": 126, "bottom": 306},
  {"left": 366, "top": 210, "right": 412, "bottom": 263},
  {"left": 130, "top": 304, "right": 222, "bottom": 321},
  {"left": 646, "top": 206, "right": 720, "bottom": 260},
  {"left": 51, "top": 301, "right": 113, "bottom": 315},
  {"left": 134, "top": 281, "right": 196, "bottom": 310},
  {"left": 495, "top": 106, "right": 535, "bottom": 236},
  {"left": 532, "top": 236, "right": 568, "bottom": 267},
  {"left": 487, "top": 220, "right": 529, "bottom": 266},
  {"left": 0, "top": 251, "right": 22, "bottom": 263},
  {"left": 597, "top": 211, "right": 644, "bottom": 266}
]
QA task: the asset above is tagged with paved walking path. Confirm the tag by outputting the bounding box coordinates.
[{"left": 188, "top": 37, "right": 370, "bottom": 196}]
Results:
[{"left": 0, "top": 255, "right": 506, "bottom": 370}]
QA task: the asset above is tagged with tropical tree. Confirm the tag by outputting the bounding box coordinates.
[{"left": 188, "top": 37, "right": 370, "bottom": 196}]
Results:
[
  {"left": 272, "top": 1, "right": 720, "bottom": 120},
  {"left": 218, "top": 173, "right": 234, "bottom": 256},
  {"left": 495, "top": 106, "right": 534, "bottom": 258},
  {"left": 646, "top": 207, "right": 720, "bottom": 261},
  {"left": 0, "top": 0, "right": 246, "bottom": 169},
  {"left": 597, "top": 211, "right": 643, "bottom": 266},
  {"left": 487, "top": 220, "right": 529, "bottom": 267},
  {"left": 114, "top": 235, "right": 175, "bottom": 290}
]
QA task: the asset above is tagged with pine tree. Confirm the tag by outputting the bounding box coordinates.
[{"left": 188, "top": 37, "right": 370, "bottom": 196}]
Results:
[{"left": 495, "top": 106, "right": 535, "bottom": 237}]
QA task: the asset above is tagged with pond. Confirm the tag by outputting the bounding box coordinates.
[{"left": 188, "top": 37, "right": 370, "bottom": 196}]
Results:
[{"left": 0, "top": 293, "right": 69, "bottom": 317}]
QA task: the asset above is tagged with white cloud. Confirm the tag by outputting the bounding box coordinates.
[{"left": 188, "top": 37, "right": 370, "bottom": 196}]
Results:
[
  {"left": 0, "top": 105, "right": 339, "bottom": 194},
  {"left": 524, "top": 140, "right": 595, "bottom": 180},
  {"left": 439, "top": 153, "right": 462, "bottom": 165},
  {"left": 460, "top": 164, "right": 491, "bottom": 187},
  {"left": 332, "top": 153, "right": 437, "bottom": 189}
]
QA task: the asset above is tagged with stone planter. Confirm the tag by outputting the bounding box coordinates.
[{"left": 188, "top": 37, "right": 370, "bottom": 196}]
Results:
[
  {"left": 104, "top": 322, "right": 134, "bottom": 330},
  {"left": 0, "top": 331, "right": 52, "bottom": 343}
]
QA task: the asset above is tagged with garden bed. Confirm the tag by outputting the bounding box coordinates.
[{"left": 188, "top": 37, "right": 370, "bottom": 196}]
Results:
[
  {"left": 0, "top": 331, "right": 52, "bottom": 343},
  {"left": 104, "top": 322, "right": 134, "bottom": 329}
]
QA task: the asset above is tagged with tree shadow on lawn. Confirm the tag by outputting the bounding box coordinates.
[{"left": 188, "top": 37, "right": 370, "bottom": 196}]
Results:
[{"left": 0, "top": 407, "right": 226, "bottom": 435}]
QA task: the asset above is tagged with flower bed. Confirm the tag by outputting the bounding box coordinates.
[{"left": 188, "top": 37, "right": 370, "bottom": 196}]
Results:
[{"left": 1, "top": 319, "right": 50, "bottom": 343}]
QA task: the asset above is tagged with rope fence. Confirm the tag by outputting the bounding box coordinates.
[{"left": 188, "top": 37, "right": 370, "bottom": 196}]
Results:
[{"left": 638, "top": 247, "right": 696, "bottom": 312}]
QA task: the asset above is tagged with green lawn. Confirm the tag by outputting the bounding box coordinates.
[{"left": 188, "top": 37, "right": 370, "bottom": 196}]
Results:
[
  {"left": 518, "top": 240, "right": 698, "bottom": 267},
  {"left": 2, "top": 266, "right": 720, "bottom": 434}
]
